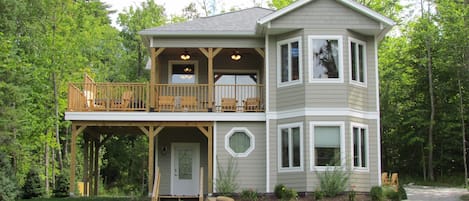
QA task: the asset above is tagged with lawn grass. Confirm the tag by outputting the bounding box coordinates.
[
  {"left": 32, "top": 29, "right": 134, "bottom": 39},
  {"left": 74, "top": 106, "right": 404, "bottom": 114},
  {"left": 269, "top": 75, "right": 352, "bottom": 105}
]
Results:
[{"left": 18, "top": 197, "right": 151, "bottom": 201}]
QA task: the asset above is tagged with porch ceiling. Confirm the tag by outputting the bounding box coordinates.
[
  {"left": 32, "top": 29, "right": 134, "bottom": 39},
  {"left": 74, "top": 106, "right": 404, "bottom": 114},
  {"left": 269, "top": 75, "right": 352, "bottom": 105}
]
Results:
[{"left": 159, "top": 48, "right": 260, "bottom": 58}]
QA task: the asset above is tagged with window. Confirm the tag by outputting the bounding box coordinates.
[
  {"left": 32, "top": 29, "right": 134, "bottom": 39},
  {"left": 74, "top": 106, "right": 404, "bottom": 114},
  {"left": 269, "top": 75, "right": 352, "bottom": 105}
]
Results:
[
  {"left": 169, "top": 61, "right": 198, "bottom": 84},
  {"left": 351, "top": 123, "right": 368, "bottom": 170},
  {"left": 277, "top": 37, "right": 302, "bottom": 86},
  {"left": 310, "top": 122, "right": 345, "bottom": 170},
  {"left": 350, "top": 39, "right": 366, "bottom": 85},
  {"left": 278, "top": 122, "right": 303, "bottom": 171},
  {"left": 308, "top": 36, "right": 343, "bottom": 83},
  {"left": 225, "top": 127, "right": 254, "bottom": 157}
]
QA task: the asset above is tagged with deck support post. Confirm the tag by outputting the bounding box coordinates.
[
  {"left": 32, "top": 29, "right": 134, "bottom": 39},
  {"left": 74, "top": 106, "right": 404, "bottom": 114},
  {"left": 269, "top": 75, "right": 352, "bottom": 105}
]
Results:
[
  {"left": 146, "top": 126, "right": 164, "bottom": 196},
  {"left": 83, "top": 134, "right": 89, "bottom": 196},
  {"left": 199, "top": 48, "right": 222, "bottom": 111},
  {"left": 150, "top": 48, "right": 165, "bottom": 111},
  {"left": 69, "top": 124, "right": 86, "bottom": 196},
  {"left": 197, "top": 125, "right": 213, "bottom": 193}
]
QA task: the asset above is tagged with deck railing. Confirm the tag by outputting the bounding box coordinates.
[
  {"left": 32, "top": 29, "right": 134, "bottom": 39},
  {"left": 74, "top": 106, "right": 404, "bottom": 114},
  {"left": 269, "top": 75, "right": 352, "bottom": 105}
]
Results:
[{"left": 68, "top": 83, "right": 264, "bottom": 112}]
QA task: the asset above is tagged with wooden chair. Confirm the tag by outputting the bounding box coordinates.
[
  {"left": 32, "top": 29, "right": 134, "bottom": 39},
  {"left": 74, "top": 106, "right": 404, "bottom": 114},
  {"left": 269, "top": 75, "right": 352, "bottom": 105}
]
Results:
[
  {"left": 381, "top": 172, "right": 389, "bottom": 185},
  {"left": 243, "top": 97, "right": 260, "bottom": 112},
  {"left": 111, "top": 91, "right": 133, "bottom": 110},
  {"left": 158, "top": 96, "right": 175, "bottom": 112},
  {"left": 221, "top": 98, "right": 237, "bottom": 112},
  {"left": 390, "top": 173, "right": 399, "bottom": 191},
  {"left": 180, "top": 96, "right": 198, "bottom": 111}
]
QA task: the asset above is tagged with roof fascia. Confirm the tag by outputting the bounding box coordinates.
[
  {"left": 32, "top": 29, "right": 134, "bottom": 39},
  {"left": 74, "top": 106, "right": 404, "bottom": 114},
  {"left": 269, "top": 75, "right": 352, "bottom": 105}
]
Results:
[{"left": 140, "top": 31, "right": 260, "bottom": 37}]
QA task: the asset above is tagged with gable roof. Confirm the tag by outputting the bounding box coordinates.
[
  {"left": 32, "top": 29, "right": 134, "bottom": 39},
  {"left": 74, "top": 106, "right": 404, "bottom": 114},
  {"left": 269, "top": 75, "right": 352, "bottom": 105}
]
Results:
[
  {"left": 258, "top": 0, "right": 395, "bottom": 26},
  {"left": 139, "top": 7, "right": 274, "bottom": 37}
]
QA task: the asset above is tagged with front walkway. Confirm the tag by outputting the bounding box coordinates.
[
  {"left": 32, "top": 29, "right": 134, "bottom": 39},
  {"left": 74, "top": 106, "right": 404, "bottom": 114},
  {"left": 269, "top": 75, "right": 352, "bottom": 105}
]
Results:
[{"left": 405, "top": 185, "right": 467, "bottom": 201}]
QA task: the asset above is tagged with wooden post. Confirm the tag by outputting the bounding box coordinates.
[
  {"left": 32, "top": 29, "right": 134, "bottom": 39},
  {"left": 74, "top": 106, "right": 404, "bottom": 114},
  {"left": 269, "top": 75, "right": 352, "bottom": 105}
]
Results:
[
  {"left": 150, "top": 48, "right": 156, "bottom": 109},
  {"left": 70, "top": 125, "right": 77, "bottom": 195},
  {"left": 148, "top": 126, "right": 155, "bottom": 195},
  {"left": 208, "top": 48, "right": 214, "bottom": 110},
  {"left": 83, "top": 135, "right": 89, "bottom": 196},
  {"left": 207, "top": 126, "right": 213, "bottom": 193},
  {"left": 88, "top": 140, "right": 94, "bottom": 196}
]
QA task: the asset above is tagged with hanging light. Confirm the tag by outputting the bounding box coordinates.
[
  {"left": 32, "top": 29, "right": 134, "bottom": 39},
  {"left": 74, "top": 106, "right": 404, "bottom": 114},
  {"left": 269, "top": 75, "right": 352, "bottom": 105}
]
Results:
[
  {"left": 231, "top": 50, "right": 241, "bottom": 61},
  {"left": 183, "top": 66, "right": 192, "bottom": 73},
  {"left": 180, "top": 49, "right": 191, "bottom": 60}
]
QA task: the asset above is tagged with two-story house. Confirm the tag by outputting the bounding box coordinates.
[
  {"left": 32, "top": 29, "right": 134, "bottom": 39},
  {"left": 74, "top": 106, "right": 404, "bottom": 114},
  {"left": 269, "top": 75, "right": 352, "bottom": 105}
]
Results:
[{"left": 66, "top": 0, "right": 394, "bottom": 198}]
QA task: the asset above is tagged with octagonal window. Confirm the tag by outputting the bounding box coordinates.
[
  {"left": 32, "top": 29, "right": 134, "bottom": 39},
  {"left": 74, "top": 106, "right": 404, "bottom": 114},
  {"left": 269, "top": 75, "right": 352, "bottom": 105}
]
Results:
[{"left": 225, "top": 127, "right": 255, "bottom": 157}]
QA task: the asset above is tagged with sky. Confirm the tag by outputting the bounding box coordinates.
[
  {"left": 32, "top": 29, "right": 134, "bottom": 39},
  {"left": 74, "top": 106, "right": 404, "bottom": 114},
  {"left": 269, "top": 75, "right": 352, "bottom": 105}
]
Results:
[{"left": 101, "top": 0, "right": 270, "bottom": 27}]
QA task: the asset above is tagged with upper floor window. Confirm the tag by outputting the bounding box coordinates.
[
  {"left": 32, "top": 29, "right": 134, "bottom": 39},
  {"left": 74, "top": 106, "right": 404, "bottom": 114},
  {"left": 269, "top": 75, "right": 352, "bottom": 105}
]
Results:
[
  {"left": 308, "top": 36, "right": 343, "bottom": 83},
  {"left": 169, "top": 61, "right": 198, "bottom": 84},
  {"left": 351, "top": 123, "right": 368, "bottom": 170},
  {"left": 310, "top": 121, "right": 345, "bottom": 171},
  {"left": 349, "top": 38, "right": 366, "bottom": 86},
  {"left": 278, "top": 122, "right": 303, "bottom": 172},
  {"left": 277, "top": 37, "right": 302, "bottom": 87}
]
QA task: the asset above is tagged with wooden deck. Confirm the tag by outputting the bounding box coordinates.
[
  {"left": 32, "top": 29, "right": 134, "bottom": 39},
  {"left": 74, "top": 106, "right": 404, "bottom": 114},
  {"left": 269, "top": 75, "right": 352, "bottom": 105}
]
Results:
[{"left": 68, "top": 82, "right": 264, "bottom": 113}]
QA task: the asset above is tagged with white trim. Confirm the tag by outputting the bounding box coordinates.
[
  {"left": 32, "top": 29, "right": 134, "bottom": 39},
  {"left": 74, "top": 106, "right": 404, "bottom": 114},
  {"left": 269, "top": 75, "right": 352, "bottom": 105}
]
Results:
[
  {"left": 265, "top": 34, "right": 270, "bottom": 192},
  {"left": 310, "top": 121, "right": 346, "bottom": 171},
  {"left": 257, "top": 0, "right": 395, "bottom": 26},
  {"left": 308, "top": 35, "right": 344, "bottom": 83},
  {"left": 266, "top": 108, "right": 379, "bottom": 120},
  {"left": 277, "top": 37, "right": 303, "bottom": 87},
  {"left": 168, "top": 60, "right": 199, "bottom": 84},
  {"left": 65, "top": 112, "right": 266, "bottom": 121},
  {"left": 278, "top": 122, "right": 304, "bottom": 172},
  {"left": 350, "top": 122, "right": 369, "bottom": 172},
  {"left": 348, "top": 37, "right": 367, "bottom": 87},
  {"left": 374, "top": 36, "right": 382, "bottom": 186},
  {"left": 213, "top": 122, "right": 217, "bottom": 192},
  {"left": 224, "top": 127, "right": 255, "bottom": 157}
]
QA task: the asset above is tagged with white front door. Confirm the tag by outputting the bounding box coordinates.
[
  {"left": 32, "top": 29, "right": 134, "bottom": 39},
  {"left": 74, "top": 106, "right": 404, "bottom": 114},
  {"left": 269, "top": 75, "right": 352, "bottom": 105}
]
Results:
[{"left": 171, "top": 143, "right": 200, "bottom": 195}]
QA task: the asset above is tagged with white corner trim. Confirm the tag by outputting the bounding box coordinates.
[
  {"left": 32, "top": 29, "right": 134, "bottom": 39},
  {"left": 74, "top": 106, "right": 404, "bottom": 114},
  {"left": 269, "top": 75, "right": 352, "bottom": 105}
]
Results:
[
  {"left": 213, "top": 122, "right": 218, "bottom": 192},
  {"left": 375, "top": 36, "right": 382, "bottom": 186},
  {"left": 64, "top": 112, "right": 266, "bottom": 122},
  {"left": 265, "top": 119, "right": 270, "bottom": 192}
]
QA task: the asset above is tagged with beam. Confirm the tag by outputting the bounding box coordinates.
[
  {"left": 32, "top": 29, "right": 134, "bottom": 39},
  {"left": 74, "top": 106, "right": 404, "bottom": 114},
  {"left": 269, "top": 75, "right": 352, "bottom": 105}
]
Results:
[
  {"left": 148, "top": 126, "right": 155, "bottom": 195},
  {"left": 255, "top": 48, "right": 265, "bottom": 58},
  {"left": 73, "top": 121, "right": 213, "bottom": 127},
  {"left": 197, "top": 126, "right": 209, "bottom": 137},
  {"left": 139, "top": 126, "right": 149, "bottom": 136}
]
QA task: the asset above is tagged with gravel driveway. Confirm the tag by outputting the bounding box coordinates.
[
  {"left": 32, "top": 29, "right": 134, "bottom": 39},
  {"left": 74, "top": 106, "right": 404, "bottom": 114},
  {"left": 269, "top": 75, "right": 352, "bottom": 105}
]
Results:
[{"left": 405, "top": 185, "right": 468, "bottom": 201}]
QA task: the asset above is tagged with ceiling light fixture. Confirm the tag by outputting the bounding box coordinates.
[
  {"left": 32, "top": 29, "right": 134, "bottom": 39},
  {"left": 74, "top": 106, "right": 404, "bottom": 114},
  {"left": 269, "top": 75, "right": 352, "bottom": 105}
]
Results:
[
  {"left": 231, "top": 50, "right": 241, "bottom": 61},
  {"left": 180, "top": 49, "right": 191, "bottom": 60}
]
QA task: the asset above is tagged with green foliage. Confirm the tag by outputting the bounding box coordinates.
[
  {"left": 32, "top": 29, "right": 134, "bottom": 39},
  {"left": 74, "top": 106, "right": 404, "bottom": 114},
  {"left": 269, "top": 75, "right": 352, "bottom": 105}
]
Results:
[
  {"left": 274, "top": 184, "right": 297, "bottom": 201},
  {"left": 316, "top": 167, "right": 349, "bottom": 197},
  {"left": 0, "top": 152, "right": 18, "bottom": 201},
  {"left": 22, "top": 169, "right": 43, "bottom": 199},
  {"left": 398, "top": 185, "right": 407, "bottom": 200},
  {"left": 269, "top": 0, "right": 296, "bottom": 9},
  {"left": 370, "top": 186, "right": 383, "bottom": 201},
  {"left": 215, "top": 157, "right": 239, "bottom": 196},
  {"left": 382, "top": 186, "right": 401, "bottom": 201},
  {"left": 240, "top": 189, "right": 259, "bottom": 201},
  {"left": 348, "top": 188, "right": 356, "bottom": 201},
  {"left": 52, "top": 174, "right": 69, "bottom": 198},
  {"left": 314, "top": 190, "right": 324, "bottom": 200}
]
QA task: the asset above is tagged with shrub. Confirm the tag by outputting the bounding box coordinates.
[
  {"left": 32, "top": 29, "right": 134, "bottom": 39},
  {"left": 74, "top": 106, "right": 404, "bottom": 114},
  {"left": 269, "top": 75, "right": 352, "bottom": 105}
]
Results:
[
  {"left": 52, "top": 174, "right": 69, "bottom": 197},
  {"left": 398, "top": 185, "right": 407, "bottom": 200},
  {"left": 370, "top": 186, "right": 383, "bottom": 201},
  {"left": 316, "top": 166, "right": 350, "bottom": 197},
  {"left": 0, "top": 153, "right": 18, "bottom": 201},
  {"left": 274, "top": 184, "right": 297, "bottom": 201},
  {"left": 240, "top": 189, "right": 259, "bottom": 201},
  {"left": 215, "top": 157, "right": 239, "bottom": 196},
  {"left": 383, "top": 186, "right": 401, "bottom": 201},
  {"left": 22, "top": 169, "right": 43, "bottom": 199},
  {"left": 314, "top": 190, "right": 324, "bottom": 200}
]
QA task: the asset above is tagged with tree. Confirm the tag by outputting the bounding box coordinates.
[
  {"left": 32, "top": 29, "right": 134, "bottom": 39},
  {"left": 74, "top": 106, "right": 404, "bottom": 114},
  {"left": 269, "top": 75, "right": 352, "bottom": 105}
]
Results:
[{"left": 269, "top": 0, "right": 296, "bottom": 9}]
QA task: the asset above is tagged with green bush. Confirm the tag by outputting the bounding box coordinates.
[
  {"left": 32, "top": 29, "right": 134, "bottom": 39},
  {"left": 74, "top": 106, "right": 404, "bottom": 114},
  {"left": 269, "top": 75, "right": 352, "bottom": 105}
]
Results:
[
  {"left": 383, "top": 186, "right": 401, "bottom": 201},
  {"left": 274, "top": 184, "right": 297, "bottom": 201},
  {"left": 0, "top": 152, "right": 18, "bottom": 201},
  {"left": 370, "top": 186, "right": 383, "bottom": 201},
  {"left": 240, "top": 189, "right": 259, "bottom": 201},
  {"left": 314, "top": 190, "right": 324, "bottom": 200},
  {"left": 398, "top": 185, "right": 407, "bottom": 200},
  {"left": 215, "top": 157, "right": 239, "bottom": 196},
  {"left": 317, "top": 166, "right": 350, "bottom": 197},
  {"left": 52, "top": 174, "right": 69, "bottom": 197},
  {"left": 22, "top": 169, "right": 43, "bottom": 199}
]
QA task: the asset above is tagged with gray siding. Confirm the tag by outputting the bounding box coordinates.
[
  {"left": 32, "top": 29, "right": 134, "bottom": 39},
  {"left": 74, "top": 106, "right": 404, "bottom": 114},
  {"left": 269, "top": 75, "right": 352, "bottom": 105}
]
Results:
[
  {"left": 216, "top": 122, "right": 266, "bottom": 192},
  {"left": 270, "top": 0, "right": 380, "bottom": 31},
  {"left": 153, "top": 37, "right": 264, "bottom": 48},
  {"left": 157, "top": 127, "right": 208, "bottom": 194}
]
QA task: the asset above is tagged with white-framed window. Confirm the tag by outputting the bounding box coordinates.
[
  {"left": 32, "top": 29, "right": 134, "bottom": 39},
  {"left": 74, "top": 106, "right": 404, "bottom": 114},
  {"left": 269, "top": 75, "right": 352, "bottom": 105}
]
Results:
[
  {"left": 351, "top": 122, "right": 369, "bottom": 171},
  {"left": 277, "top": 37, "right": 302, "bottom": 87},
  {"left": 310, "top": 121, "right": 345, "bottom": 171},
  {"left": 308, "top": 36, "right": 343, "bottom": 83},
  {"left": 224, "top": 127, "right": 255, "bottom": 157},
  {"left": 349, "top": 38, "right": 367, "bottom": 86},
  {"left": 278, "top": 122, "right": 303, "bottom": 172},
  {"left": 168, "top": 60, "right": 198, "bottom": 84}
]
